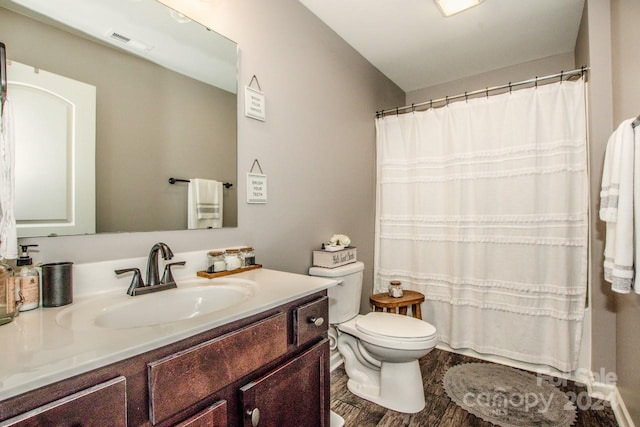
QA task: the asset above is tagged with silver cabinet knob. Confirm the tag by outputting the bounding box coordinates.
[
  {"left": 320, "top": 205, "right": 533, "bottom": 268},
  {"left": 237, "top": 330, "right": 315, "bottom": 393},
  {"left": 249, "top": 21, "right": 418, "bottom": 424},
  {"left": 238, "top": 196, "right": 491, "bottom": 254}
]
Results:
[
  {"left": 247, "top": 408, "right": 260, "bottom": 426},
  {"left": 309, "top": 317, "right": 324, "bottom": 327}
]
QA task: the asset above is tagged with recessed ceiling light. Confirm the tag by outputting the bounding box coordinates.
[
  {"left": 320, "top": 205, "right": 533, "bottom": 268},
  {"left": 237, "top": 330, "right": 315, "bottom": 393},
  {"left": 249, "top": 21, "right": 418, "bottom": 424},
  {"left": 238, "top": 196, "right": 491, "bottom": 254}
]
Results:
[{"left": 434, "top": 0, "right": 485, "bottom": 17}]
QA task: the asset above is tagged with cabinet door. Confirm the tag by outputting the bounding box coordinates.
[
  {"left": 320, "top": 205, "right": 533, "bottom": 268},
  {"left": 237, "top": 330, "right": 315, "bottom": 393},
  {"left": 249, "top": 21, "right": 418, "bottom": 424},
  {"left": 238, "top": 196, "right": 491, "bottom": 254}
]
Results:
[
  {"left": 1, "top": 376, "right": 126, "bottom": 426},
  {"left": 240, "top": 339, "right": 329, "bottom": 427},
  {"left": 174, "top": 400, "right": 227, "bottom": 427}
]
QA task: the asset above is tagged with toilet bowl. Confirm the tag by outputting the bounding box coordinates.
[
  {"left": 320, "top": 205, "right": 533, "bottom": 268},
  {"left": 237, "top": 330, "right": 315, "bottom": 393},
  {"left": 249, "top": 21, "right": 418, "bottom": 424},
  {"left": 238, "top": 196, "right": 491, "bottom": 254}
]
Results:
[
  {"left": 309, "top": 262, "right": 438, "bottom": 414},
  {"left": 337, "top": 312, "right": 437, "bottom": 413}
]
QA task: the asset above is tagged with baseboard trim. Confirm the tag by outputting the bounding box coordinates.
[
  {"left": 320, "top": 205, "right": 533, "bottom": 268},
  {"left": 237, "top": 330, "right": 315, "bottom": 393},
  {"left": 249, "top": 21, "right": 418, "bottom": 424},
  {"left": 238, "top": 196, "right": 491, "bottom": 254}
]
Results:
[
  {"left": 590, "top": 382, "right": 636, "bottom": 427},
  {"left": 330, "top": 351, "right": 344, "bottom": 372}
]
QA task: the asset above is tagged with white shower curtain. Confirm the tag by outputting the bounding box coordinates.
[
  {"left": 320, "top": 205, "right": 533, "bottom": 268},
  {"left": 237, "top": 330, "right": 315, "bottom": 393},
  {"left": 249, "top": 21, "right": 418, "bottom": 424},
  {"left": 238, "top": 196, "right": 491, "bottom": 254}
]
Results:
[
  {"left": 0, "top": 99, "right": 17, "bottom": 260},
  {"left": 374, "top": 79, "right": 588, "bottom": 372}
]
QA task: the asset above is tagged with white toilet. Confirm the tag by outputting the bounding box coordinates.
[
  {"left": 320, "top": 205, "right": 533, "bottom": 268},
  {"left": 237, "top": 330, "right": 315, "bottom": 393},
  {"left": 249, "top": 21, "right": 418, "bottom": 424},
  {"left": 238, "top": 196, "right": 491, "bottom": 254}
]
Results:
[{"left": 309, "top": 261, "right": 437, "bottom": 414}]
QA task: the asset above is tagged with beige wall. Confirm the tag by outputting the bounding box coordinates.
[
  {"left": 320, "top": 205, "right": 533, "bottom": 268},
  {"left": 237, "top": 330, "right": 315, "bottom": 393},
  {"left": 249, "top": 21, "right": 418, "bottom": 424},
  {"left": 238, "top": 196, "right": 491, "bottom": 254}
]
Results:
[
  {"left": 0, "top": 7, "right": 237, "bottom": 232},
  {"left": 18, "top": 0, "right": 404, "bottom": 313},
  {"left": 575, "top": 0, "right": 619, "bottom": 382},
  {"left": 576, "top": 0, "right": 640, "bottom": 422},
  {"left": 611, "top": 0, "right": 640, "bottom": 422},
  {"left": 406, "top": 53, "right": 575, "bottom": 105}
]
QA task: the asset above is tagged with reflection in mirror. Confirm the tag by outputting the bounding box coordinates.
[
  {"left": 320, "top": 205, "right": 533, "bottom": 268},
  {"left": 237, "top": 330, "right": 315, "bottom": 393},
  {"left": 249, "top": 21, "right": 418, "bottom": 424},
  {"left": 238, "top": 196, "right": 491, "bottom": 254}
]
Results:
[{"left": 0, "top": 0, "right": 238, "bottom": 237}]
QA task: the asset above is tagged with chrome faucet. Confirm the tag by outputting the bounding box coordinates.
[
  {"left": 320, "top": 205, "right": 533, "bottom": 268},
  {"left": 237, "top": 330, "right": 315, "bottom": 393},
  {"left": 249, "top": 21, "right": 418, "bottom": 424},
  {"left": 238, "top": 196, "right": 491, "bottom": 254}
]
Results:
[
  {"left": 115, "top": 242, "right": 185, "bottom": 296},
  {"left": 146, "top": 242, "right": 174, "bottom": 287}
]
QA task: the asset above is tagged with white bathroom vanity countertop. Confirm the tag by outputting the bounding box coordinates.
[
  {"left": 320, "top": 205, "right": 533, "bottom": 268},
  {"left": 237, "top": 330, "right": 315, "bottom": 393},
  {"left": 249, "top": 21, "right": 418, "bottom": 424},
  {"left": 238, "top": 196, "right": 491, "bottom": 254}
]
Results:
[{"left": 0, "top": 267, "right": 336, "bottom": 401}]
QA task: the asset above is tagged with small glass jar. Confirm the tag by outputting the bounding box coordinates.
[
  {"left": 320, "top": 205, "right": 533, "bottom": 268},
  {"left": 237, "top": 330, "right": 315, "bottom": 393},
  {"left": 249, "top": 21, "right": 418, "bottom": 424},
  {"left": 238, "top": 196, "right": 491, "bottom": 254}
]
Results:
[
  {"left": 0, "top": 261, "right": 18, "bottom": 326},
  {"left": 240, "top": 247, "right": 256, "bottom": 267},
  {"left": 207, "top": 251, "right": 226, "bottom": 274},
  {"left": 388, "top": 280, "right": 403, "bottom": 298},
  {"left": 224, "top": 249, "right": 242, "bottom": 271}
]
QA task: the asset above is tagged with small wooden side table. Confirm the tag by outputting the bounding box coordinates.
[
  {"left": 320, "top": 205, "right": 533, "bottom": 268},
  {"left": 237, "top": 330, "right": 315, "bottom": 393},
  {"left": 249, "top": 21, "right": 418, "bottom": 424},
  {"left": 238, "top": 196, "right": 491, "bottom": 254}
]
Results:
[{"left": 369, "top": 290, "right": 425, "bottom": 320}]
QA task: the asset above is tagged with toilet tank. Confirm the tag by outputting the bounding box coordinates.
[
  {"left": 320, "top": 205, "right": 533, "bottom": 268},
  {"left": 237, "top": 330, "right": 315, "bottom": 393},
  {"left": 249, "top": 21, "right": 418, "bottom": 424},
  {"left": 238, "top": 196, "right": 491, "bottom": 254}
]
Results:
[{"left": 309, "top": 261, "right": 364, "bottom": 324}]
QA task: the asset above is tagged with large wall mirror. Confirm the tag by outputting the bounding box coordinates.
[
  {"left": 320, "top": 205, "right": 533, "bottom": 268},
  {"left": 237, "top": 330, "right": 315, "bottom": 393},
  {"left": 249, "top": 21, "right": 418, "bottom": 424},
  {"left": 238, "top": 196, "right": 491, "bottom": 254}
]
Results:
[{"left": 0, "top": 0, "right": 238, "bottom": 237}]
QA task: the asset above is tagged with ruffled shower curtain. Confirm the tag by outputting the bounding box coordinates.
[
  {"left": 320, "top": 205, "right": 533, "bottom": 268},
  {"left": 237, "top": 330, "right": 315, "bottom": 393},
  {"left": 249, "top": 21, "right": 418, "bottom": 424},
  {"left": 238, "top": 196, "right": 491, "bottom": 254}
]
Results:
[
  {"left": 0, "top": 99, "right": 17, "bottom": 260},
  {"left": 374, "top": 79, "right": 588, "bottom": 372}
]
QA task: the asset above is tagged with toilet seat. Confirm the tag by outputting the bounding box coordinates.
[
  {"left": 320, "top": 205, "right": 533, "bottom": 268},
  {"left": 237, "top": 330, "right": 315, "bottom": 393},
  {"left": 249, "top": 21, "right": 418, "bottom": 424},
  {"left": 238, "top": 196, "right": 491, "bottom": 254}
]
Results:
[
  {"left": 338, "top": 313, "right": 437, "bottom": 351},
  {"left": 356, "top": 312, "right": 436, "bottom": 341}
]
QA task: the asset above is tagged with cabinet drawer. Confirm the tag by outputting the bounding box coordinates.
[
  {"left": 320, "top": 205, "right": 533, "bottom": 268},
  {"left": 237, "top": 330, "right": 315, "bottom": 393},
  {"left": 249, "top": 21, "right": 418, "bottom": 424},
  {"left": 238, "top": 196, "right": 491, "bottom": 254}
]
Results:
[
  {"left": 175, "top": 400, "right": 227, "bottom": 427},
  {"left": 2, "top": 376, "right": 126, "bottom": 427},
  {"left": 293, "top": 296, "right": 328, "bottom": 347},
  {"left": 148, "top": 312, "right": 287, "bottom": 424}
]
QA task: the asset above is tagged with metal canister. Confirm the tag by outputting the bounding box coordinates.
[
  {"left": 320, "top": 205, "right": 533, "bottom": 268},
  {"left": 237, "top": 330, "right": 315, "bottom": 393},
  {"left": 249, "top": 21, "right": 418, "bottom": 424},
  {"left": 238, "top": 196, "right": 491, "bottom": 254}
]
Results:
[{"left": 41, "top": 262, "right": 73, "bottom": 307}]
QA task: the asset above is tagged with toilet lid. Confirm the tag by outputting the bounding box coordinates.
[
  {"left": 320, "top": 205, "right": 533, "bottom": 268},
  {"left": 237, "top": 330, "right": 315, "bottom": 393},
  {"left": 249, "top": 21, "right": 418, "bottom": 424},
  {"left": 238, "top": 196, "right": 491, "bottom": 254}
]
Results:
[{"left": 356, "top": 312, "right": 436, "bottom": 341}]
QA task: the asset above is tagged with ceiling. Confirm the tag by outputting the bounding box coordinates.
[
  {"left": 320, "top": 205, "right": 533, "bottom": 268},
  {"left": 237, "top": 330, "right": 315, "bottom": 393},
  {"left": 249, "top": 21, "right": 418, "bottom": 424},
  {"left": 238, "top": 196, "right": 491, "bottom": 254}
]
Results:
[
  {"left": 3, "top": 0, "right": 237, "bottom": 92},
  {"left": 299, "top": 0, "right": 585, "bottom": 93}
]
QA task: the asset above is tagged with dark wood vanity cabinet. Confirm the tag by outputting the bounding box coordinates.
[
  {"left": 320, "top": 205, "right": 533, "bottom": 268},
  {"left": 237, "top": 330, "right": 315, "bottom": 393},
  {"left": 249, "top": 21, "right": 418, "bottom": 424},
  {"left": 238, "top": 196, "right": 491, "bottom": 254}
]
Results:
[
  {"left": 174, "top": 401, "right": 228, "bottom": 427},
  {"left": 0, "top": 376, "right": 128, "bottom": 426},
  {"left": 0, "top": 290, "right": 329, "bottom": 427}
]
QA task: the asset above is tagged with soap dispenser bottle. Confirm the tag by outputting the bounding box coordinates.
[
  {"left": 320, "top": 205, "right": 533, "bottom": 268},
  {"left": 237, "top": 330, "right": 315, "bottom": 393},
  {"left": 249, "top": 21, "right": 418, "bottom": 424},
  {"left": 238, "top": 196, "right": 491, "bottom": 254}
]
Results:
[{"left": 16, "top": 244, "right": 39, "bottom": 311}]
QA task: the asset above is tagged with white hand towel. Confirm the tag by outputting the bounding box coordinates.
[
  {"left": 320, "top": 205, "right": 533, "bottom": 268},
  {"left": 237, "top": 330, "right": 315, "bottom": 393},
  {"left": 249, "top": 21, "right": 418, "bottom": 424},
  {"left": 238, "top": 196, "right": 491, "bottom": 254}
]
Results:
[
  {"left": 602, "top": 119, "right": 635, "bottom": 293},
  {"left": 187, "top": 179, "right": 223, "bottom": 229},
  {"left": 193, "top": 178, "right": 220, "bottom": 220}
]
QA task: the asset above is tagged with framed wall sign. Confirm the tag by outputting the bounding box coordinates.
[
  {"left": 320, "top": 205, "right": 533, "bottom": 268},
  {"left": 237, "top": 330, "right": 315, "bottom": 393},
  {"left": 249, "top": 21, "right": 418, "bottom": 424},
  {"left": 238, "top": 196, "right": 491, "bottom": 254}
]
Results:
[
  {"left": 244, "top": 86, "right": 266, "bottom": 121},
  {"left": 247, "top": 173, "right": 267, "bottom": 204}
]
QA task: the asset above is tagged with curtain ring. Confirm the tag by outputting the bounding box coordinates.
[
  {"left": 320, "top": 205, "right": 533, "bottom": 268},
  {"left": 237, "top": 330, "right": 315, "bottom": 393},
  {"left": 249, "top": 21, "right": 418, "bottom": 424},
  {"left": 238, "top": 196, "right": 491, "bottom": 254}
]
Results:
[
  {"left": 395, "top": 107, "right": 399, "bottom": 116},
  {"left": 430, "top": 99, "right": 433, "bottom": 109},
  {"left": 560, "top": 70, "right": 564, "bottom": 84},
  {"left": 411, "top": 103, "right": 415, "bottom": 113},
  {"left": 485, "top": 87, "right": 489, "bottom": 99},
  {"left": 445, "top": 96, "right": 449, "bottom": 106},
  {"left": 464, "top": 91, "right": 468, "bottom": 103},
  {"left": 535, "top": 77, "right": 538, "bottom": 89},
  {"left": 509, "top": 82, "right": 512, "bottom": 94}
]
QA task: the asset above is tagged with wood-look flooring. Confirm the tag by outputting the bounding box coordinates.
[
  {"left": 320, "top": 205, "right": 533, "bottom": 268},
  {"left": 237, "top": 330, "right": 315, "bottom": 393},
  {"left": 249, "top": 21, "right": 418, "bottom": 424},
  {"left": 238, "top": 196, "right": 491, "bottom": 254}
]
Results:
[{"left": 330, "top": 348, "right": 619, "bottom": 427}]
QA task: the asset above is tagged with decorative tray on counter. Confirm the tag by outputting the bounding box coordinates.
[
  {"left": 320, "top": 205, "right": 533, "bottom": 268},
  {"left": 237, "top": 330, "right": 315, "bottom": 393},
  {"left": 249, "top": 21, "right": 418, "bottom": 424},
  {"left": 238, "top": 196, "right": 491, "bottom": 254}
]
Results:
[{"left": 197, "top": 264, "right": 263, "bottom": 279}]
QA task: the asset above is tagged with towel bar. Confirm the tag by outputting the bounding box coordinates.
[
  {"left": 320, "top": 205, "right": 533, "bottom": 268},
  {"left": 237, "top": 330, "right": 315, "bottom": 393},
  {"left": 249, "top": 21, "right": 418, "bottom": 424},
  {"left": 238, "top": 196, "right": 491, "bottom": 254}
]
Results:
[{"left": 169, "top": 178, "right": 233, "bottom": 189}]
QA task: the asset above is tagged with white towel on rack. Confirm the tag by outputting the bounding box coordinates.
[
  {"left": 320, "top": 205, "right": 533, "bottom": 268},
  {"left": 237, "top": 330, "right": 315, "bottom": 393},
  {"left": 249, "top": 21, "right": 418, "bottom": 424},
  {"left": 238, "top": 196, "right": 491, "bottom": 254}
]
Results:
[
  {"left": 187, "top": 179, "right": 223, "bottom": 229},
  {"left": 599, "top": 131, "right": 620, "bottom": 221},
  {"left": 0, "top": 98, "right": 18, "bottom": 260},
  {"left": 601, "top": 119, "right": 635, "bottom": 293},
  {"left": 196, "top": 178, "right": 221, "bottom": 220}
]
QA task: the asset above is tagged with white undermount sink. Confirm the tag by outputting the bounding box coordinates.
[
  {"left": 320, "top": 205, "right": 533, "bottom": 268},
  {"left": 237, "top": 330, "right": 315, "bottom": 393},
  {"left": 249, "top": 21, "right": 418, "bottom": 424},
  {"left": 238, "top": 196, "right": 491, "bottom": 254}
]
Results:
[{"left": 56, "top": 278, "right": 257, "bottom": 330}]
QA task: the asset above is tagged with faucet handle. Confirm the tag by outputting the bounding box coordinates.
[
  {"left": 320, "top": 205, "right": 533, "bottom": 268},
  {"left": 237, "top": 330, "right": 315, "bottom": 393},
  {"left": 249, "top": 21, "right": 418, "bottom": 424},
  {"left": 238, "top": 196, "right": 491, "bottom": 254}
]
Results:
[
  {"left": 115, "top": 268, "right": 145, "bottom": 296},
  {"left": 161, "top": 261, "right": 186, "bottom": 285}
]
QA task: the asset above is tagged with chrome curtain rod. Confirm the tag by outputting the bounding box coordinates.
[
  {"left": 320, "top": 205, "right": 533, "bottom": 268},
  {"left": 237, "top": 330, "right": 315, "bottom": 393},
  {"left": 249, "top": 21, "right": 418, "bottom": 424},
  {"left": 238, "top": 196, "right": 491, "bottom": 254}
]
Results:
[{"left": 376, "top": 66, "right": 589, "bottom": 118}]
